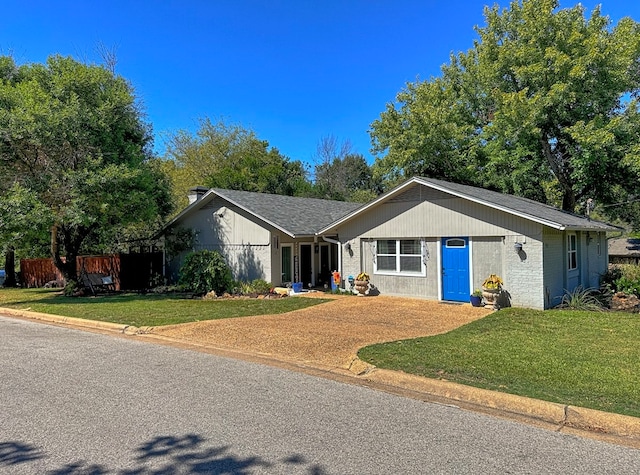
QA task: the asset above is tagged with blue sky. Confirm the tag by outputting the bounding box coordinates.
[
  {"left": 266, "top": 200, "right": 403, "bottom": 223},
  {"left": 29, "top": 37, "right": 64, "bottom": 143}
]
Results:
[{"left": 2, "top": 1, "right": 640, "bottom": 169}]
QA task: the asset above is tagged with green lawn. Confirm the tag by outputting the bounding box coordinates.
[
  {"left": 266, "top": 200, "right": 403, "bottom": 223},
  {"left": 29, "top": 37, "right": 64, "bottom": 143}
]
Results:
[
  {"left": 0, "top": 288, "right": 329, "bottom": 326},
  {"left": 358, "top": 308, "right": 640, "bottom": 418}
]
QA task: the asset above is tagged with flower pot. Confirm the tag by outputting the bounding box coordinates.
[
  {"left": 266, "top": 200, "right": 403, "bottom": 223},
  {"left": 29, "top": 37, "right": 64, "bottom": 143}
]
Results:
[
  {"left": 470, "top": 295, "right": 482, "bottom": 307},
  {"left": 354, "top": 279, "right": 369, "bottom": 295},
  {"left": 482, "top": 287, "right": 500, "bottom": 309}
]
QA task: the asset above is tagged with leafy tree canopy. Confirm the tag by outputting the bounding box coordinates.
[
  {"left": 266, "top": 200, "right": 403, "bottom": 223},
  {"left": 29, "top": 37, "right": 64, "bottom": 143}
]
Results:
[
  {"left": 162, "top": 118, "right": 312, "bottom": 209},
  {"left": 370, "top": 0, "right": 640, "bottom": 223},
  {"left": 0, "top": 54, "right": 172, "bottom": 282},
  {"left": 312, "top": 135, "right": 381, "bottom": 202}
]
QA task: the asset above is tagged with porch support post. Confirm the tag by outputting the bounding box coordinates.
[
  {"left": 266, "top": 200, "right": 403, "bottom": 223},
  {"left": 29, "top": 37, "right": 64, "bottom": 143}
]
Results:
[{"left": 320, "top": 235, "right": 342, "bottom": 289}]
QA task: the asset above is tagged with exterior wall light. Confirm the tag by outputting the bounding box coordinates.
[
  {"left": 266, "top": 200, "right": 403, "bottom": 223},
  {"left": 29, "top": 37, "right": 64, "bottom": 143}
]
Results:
[{"left": 514, "top": 242, "right": 523, "bottom": 253}]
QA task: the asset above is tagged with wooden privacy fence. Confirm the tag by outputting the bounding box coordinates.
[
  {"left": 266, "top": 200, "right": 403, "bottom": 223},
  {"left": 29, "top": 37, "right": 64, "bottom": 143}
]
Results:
[{"left": 20, "top": 253, "right": 163, "bottom": 290}]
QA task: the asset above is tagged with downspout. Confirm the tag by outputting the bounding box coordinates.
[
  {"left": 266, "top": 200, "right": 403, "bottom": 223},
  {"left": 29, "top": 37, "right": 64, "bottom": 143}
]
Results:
[{"left": 321, "top": 236, "right": 342, "bottom": 288}]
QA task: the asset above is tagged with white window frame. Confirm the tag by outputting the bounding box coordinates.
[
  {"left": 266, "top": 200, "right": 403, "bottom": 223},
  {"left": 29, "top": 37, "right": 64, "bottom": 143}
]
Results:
[
  {"left": 374, "top": 239, "right": 426, "bottom": 276},
  {"left": 567, "top": 233, "right": 578, "bottom": 270}
]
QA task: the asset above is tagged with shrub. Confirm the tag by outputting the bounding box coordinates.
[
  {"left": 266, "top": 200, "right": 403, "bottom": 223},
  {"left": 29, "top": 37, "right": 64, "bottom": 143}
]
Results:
[
  {"left": 178, "top": 250, "right": 233, "bottom": 295},
  {"left": 601, "top": 265, "right": 640, "bottom": 297},
  {"left": 248, "top": 279, "right": 272, "bottom": 294},
  {"left": 232, "top": 278, "right": 272, "bottom": 295},
  {"left": 615, "top": 276, "right": 640, "bottom": 296},
  {"left": 63, "top": 280, "right": 78, "bottom": 297}
]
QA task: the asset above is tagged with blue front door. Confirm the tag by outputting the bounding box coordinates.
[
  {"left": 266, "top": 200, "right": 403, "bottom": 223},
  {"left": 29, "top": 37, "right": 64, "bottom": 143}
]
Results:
[{"left": 442, "top": 238, "right": 470, "bottom": 302}]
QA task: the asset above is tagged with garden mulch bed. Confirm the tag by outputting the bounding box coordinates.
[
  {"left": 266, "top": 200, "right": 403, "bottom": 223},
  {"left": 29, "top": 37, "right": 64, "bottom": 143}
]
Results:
[{"left": 151, "top": 294, "right": 491, "bottom": 371}]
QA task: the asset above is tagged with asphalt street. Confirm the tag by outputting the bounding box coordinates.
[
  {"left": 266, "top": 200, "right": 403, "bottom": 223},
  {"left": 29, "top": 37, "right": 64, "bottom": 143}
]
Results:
[{"left": 2, "top": 315, "right": 639, "bottom": 474}]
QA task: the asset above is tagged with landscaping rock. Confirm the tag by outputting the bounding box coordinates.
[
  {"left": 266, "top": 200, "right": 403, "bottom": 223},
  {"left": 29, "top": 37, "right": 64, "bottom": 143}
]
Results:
[
  {"left": 202, "top": 291, "right": 217, "bottom": 300},
  {"left": 611, "top": 292, "right": 640, "bottom": 312}
]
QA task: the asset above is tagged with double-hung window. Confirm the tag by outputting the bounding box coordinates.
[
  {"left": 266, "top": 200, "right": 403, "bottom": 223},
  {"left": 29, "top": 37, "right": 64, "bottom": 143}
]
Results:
[
  {"left": 567, "top": 234, "right": 578, "bottom": 270},
  {"left": 375, "top": 239, "right": 425, "bottom": 275}
]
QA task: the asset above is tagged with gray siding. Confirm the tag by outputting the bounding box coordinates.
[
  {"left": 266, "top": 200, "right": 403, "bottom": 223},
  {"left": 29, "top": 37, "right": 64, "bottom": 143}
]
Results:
[
  {"left": 543, "top": 230, "right": 608, "bottom": 309},
  {"left": 583, "top": 231, "right": 607, "bottom": 288},
  {"left": 471, "top": 237, "right": 503, "bottom": 292},
  {"left": 339, "top": 184, "right": 542, "bottom": 239},
  {"left": 167, "top": 198, "right": 272, "bottom": 283},
  {"left": 543, "top": 229, "right": 565, "bottom": 308},
  {"left": 347, "top": 238, "right": 439, "bottom": 298},
  {"left": 336, "top": 184, "right": 548, "bottom": 307}
]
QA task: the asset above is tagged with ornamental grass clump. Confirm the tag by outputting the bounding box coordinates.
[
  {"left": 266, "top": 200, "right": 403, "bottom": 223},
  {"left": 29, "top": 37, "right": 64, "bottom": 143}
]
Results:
[{"left": 558, "top": 286, "right": 605, "bottom": 312}]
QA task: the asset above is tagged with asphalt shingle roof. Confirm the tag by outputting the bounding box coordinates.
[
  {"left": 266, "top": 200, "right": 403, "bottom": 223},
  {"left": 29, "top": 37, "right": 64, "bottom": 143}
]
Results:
[
  {"left": 210, "top": 188, "right": 362, "bottom": 236},
  {"left": 608, "top": 238, "right": 640, "bottom": 257}
]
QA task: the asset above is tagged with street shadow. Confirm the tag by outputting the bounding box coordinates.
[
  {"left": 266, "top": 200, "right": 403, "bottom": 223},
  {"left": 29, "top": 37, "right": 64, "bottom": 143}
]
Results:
[
  {"left": 3, "top": 434, "right": 331, "bottom": 474},
  {"left": 0, "top": 441, "right": 44, "bottom": 465}
]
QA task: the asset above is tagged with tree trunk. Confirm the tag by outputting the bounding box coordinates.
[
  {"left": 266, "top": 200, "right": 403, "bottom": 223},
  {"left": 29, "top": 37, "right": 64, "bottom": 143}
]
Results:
[
  {"left": 539, "top": 136, "right": 577, "bottom": 212},
  {"left": 51, "top": 224, "right": 79, "bottom": 283},
  {"left": 561, "top": 190, "right": 577, "bottom": 214},
  {"left": 4, "top": 246, "right": 17, "bottom": 287}
]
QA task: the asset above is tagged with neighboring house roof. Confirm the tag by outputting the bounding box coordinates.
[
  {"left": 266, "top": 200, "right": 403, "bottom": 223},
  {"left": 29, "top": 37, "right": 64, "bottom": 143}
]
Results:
[
  {"left": 608, "top": 238, "right": 640, "bottom": 257},
  {"left": 318, "top": 176, "right": 619, "bottom": 234},
  {"left": 165, "top": 188, "right": 362, "bottom": 238}
]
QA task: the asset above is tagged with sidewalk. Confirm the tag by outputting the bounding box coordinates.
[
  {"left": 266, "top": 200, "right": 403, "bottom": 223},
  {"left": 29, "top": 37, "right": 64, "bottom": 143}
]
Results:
[{"left": 2, "top": 305, "right": 640, "bottom": 449}]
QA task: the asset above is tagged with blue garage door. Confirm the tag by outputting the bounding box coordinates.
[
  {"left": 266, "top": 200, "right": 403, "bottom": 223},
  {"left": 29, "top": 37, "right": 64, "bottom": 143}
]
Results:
[{"left": 442, "top": 238, "right": 470, "bottom": 302}]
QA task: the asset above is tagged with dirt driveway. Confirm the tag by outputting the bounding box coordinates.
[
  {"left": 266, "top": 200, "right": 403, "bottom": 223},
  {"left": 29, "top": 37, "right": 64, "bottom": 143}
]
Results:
[{"left": 152, "top": 295, "right": 491, "bottom": 371}]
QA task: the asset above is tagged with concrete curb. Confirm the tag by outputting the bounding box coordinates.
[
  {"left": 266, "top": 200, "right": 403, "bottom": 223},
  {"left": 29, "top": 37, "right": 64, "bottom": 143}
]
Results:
[
  {"left": 3, "top": 307, "right": 639, "bottom": 447},
  {"left": 365, "top": 369, "right": 566, "bottom": 424},
  {"left": 0, "top": 308, "right": 147, "bottom": 336},
  {"left": 361, "top": 368, "right": 640, "bottom": 443}
]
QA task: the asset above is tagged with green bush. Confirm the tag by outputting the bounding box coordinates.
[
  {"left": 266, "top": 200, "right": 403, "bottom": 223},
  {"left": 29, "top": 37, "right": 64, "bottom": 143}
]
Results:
[
  {"left": 602, "top": 264, "right": 640, "bottom": 297},
  {"left": 248, "top": 279, "right": 272, "bottom": 294},
  {"left": 64, "top": 280, "right": 78, "bottom": 297},
  {"left": 178, "top": 250, "right": 233, "bottom": 295}
]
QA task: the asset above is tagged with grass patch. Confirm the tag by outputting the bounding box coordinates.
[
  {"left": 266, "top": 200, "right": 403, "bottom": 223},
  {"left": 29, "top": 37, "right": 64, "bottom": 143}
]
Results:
[
  {"left": 0, "top": 288, "right": 329, "bottom": 327},
  {"left": 358, "top": 308, "right": 640, "bottom": 417}
]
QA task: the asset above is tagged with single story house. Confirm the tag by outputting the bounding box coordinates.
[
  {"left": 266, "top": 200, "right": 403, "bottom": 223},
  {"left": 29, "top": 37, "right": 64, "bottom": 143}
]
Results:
[
  {"left": 162, "top": 187, "right": 361, "bottom": 288},
  {"left": 163, "top": 177, "right": 617, "bottom": 309},
  {"left": 608, "top": 237, "right": 640, "bottom": 265}
]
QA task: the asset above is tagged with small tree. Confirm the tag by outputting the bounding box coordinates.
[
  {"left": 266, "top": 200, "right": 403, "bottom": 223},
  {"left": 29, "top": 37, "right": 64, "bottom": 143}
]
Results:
[{"left": 178, "top": 250, "right": 232, "bottom": 295}]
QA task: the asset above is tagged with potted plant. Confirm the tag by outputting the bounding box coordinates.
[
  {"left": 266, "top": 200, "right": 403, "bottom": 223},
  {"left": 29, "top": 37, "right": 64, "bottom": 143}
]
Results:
[
  {"left": 470, "top": 289, "right": 483, "bottom": 307},
  {"left": 354, "top": 272, "right": 370, "bottom": 295},
  {"left": 481, "top": 274, "right": 503, "bottom": 308}
]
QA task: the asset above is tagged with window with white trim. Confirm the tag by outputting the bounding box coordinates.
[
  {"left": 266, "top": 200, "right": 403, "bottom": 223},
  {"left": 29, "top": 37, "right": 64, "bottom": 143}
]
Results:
[
  {"left": 568, "top": 234, "right": 578, "bottom": 270},
  {"left": 375, "top": 239, "right": 425, "bottom": 275}
]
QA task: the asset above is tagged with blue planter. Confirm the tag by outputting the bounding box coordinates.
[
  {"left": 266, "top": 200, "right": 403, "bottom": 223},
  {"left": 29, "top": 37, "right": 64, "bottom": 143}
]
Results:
[{"left": 470, "top": 295, "right": 483, "bottom": 307}]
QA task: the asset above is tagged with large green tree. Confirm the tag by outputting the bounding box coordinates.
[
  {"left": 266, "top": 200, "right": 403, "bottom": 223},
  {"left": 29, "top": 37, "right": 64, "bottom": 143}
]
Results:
[
  {"left": 0, "top": 55, "right": 172, "bottom": 284},
  {"left": 162, "top": 118, "right": 311, "bottom": 208},
  {"left": 370, "top": 0, "right": 640, "bottom": 216}
]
